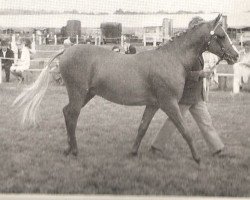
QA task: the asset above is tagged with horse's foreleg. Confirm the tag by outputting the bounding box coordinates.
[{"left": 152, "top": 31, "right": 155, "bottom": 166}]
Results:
[
  {"left": 63, "top": 91, "right": 94, "bottom": 156},
  {"left": 131, "top": 105, "right": 158, "bottom": 155},
  {"left": 159, "top": 98, "right": 200, "bottom": 164}
]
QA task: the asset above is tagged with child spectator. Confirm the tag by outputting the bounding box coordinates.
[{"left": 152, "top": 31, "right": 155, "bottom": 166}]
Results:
[{"left": 10, "top": 38, "right": 30, "bottom": 83}]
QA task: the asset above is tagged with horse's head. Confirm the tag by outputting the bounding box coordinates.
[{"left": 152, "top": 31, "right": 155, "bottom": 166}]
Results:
[{"left": 204, "top": 14, "right": 239, "bottom": 64}]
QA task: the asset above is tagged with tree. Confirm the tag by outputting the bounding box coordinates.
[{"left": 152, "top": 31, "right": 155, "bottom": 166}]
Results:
[{"left": 114, "top": 9, "right": 124, "bottom": 14}]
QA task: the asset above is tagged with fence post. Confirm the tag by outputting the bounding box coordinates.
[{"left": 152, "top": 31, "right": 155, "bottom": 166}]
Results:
[
  {"left": 32, "top": 34, "right": 36, "bottom": 51},
  {"left": 153, "top": 35, "right": 157, "bottom": 47},
  {"left": 76, "top": 35, "right": 79, "bottom": 44},
  {"left": 54, "top": 35, "right": 57, "bottom": 45},
  {"left": 143, "top": 34, "right": 146, "bottom": 46},
  {"left": 11, "top": 34, "right": 17, "bottom": 54},
  {"left": 121, "top": 35, "right": 124, "bottom": 47},
  {"left": 39, "top": 36, "right": 42, "bottom": 45},
  {"left": 0, "top": 59, "right": 2, "bottom": 84},
  {"left": 233, "top": 75, "right": 240, "bottom": 93},
  {"left": 11, "top": 34, "right": 15, "bottom": 43},
  {"left": 98, "top": 36, "right": 101, "bottom": 45},
  {"left": 233, "top": 64, "right": 240, "bottom": 93},
  {"left": 95, "top": 37, "right": 97, "bottom": 45}
]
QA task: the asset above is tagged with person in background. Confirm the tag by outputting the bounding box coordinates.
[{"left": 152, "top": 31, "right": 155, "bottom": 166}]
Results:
[
  {"left": 63, "top": 37, "right": 73, "bottom": 48},
  {"left": 123, "top": 41, "right": 136, "bottom": 54},
  {"left": 112, "top": 45, "right": 120, "bottom": 52},
  {"left": 0, "top": 39, "right": 14, "bottom": 82},
  {"left": 150, "top": 16, "right": 224, "bottom": 157},
  {"left": 10, "top": 38, "right": 30, "bottom": 83},
  {"left": 23, "top": 38, "right": 36, "bottom": 58}
]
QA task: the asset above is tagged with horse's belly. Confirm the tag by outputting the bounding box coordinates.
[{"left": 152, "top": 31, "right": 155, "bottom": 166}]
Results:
[
  {"left": 95, "top": 79, "right": 156, "bottom": 106},
  {"left": 99, "top": 92, "right": 156, "bottom": 106}
]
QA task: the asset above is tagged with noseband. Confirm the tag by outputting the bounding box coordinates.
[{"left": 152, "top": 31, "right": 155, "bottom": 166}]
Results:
[
  {"left": 205, "top": 23, "right": 238, "bottom": 61},
  {"left": 206, "top": 33, "right": 226, "bottom": 60}
]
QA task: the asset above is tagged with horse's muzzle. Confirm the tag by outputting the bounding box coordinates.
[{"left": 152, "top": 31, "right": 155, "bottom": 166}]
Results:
[{"left": 224, "top": 53, "right": 239, "bottom": 65}]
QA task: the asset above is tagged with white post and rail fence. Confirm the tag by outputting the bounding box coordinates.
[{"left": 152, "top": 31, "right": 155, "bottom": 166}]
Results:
[
  {"left": 0, "top": 49, "right": 62, "bottom": 84},
  {"left": 10, "top": 34, "right": 81, "bottom": 47},
  {"left": 0, "top": 56, "right": 243, "bottom": 94}
]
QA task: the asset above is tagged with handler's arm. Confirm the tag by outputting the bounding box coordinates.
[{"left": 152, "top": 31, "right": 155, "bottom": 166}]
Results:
[
  {"left": 186, "top": 71, "right": 201, "bottom": 81},
  {"left": 186, "top": 69, "right": 213, "bottom": 81}
]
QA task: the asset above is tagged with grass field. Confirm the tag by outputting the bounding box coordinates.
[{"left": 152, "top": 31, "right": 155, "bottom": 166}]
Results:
[
  {"left": 0, "top": 82, "right": 250, "bottom": 196},
  {"left": 0, "top": 44, "right": 250, "bottom": 197}
]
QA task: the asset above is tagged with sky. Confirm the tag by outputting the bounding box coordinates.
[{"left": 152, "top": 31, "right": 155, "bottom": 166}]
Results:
[{"left": 0, "top": 0, "right": 250, "bottom": 14}]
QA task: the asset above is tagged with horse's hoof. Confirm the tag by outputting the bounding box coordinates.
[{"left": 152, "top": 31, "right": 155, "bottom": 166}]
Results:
[
  {"left": 63, "top": 147, "right": 78, "bottom": 157},
  {"left": 63, "top": 148, "right": 71, "bottom": 156},
  {"left": 212, "top": 149, "right": 222, "bottom": 157},
  {"left": 71, "top": 149, "right": 78, "bottom": 156},
  {"left": 128, "top": 151, "right": 138, "bottom": 157},
  {"left": 195, "top": 157, "right": 201, "bottom": 165},
  {"left": 149, "top": 146, "right": 163, "bottom": 155}
]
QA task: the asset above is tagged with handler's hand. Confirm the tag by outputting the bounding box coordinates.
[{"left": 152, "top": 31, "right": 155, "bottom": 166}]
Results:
[{"left": 199, "top": 68, "right": 214, "bottom": 78}]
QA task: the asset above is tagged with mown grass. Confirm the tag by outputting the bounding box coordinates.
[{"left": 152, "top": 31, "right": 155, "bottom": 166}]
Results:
[
  {"left": 0, "top": 82, "right": 250, "bottom": 196},
  {"left": 1, "top": 44, "right": 250, "bottom": 196}
]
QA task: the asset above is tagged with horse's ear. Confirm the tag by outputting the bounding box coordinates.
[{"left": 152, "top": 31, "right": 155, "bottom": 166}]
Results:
[{"left": 212, "top": 13, "right": 222, "bottom": 28}]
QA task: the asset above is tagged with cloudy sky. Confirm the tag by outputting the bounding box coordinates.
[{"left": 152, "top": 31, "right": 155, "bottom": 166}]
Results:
[{"left": 0, "top": 0, "right": 249, "bottom": 13}]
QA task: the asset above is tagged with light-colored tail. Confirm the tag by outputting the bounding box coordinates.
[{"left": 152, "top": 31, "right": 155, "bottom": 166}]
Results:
[{"left": 13, "top": 49, "right": 65, "bottom": 126}]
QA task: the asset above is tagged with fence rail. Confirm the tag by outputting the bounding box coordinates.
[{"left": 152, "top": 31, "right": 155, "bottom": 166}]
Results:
[{"left": 0, "top": 54, "right": 59, "bottom": 84}]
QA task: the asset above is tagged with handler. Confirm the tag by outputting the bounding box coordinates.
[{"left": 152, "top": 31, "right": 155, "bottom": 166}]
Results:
[{"left": 151, "top": 16, "right": 224, "bottom": 156}]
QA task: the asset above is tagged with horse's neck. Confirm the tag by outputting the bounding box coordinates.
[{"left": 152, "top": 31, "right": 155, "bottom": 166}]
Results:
[{"left": 163, "top": 30, "right": 206, "bottom": 69}]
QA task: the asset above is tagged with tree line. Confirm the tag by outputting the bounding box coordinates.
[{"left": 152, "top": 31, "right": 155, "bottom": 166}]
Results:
[
  {"left": 113, "top": 9, "right": 205, "bottom": 15},
  {"left": 0, "top": 9, "right": 109, "bottom": 15},
  {"left": 1, "top": 8, "right": 234, "bottom": 15}
]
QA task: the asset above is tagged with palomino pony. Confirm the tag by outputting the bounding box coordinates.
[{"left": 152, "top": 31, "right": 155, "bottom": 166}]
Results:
[{"left": 14, "top": 14, "right": 238, "bottom": 164}]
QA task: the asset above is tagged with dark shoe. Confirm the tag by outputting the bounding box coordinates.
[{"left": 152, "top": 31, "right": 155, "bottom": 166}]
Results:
[
  {"left": 212, "top": 149, "right": 222, "bottom": 156},
  {"left": 149, "top": 145, "right": 164, "bottom": 155}
]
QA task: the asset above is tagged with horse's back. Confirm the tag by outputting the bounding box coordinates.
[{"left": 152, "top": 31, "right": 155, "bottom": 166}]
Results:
[{"left": 59, "top": 45, "right": 157, "bottom": 105}]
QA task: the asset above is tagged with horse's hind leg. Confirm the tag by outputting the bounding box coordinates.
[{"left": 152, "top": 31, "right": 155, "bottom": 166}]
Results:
[
  {"left": 158, "top": 97, "right": 200, "bottom": 164},
  {"left": 63, "top": 91, "right": 94, "bottom": 156},
  {"left": 131, "top": 105, "right": 158, "bottom": 155}
]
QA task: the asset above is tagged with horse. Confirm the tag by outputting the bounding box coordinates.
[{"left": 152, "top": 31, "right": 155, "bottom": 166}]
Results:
[
  {"left": 13, "top": 14, "right": 239, "bottom": 164},
  {"left": 233, "top": 52, "right": 250, "bottom": 93}
]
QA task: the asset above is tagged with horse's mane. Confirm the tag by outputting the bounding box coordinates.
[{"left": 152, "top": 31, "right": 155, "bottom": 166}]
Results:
[{"left": 156, "top": 21, "right": 207, "bottom": 50}]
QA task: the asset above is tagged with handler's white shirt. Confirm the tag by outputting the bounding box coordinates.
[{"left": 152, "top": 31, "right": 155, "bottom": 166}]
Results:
[
  {"left": 12, "top": 46, "right": 30, "bottom": 71},
  {"left": 202, "top": 52, "right": 219, "bottom": 69}
]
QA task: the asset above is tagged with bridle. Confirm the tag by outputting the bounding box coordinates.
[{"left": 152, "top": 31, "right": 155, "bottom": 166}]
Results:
[{"left": 205, "top": 21, "right": 239, "bottom": 62}]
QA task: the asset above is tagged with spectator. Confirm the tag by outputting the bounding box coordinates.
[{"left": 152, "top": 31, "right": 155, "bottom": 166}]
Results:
[
  {"left": 112, "top": 45, "right": 120, "bottom": 52},
  {"left": 10, "top": 38, "right": 30, "bottom": 83},
  {"left": 0, "top": 39, "right": 14, "bottom": 82},
  {"left": 123, "top": 42, "right": 136, "bottom": 54},
  {"left": 63, "top": 38, "right": 73, "bottom": 48}
]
